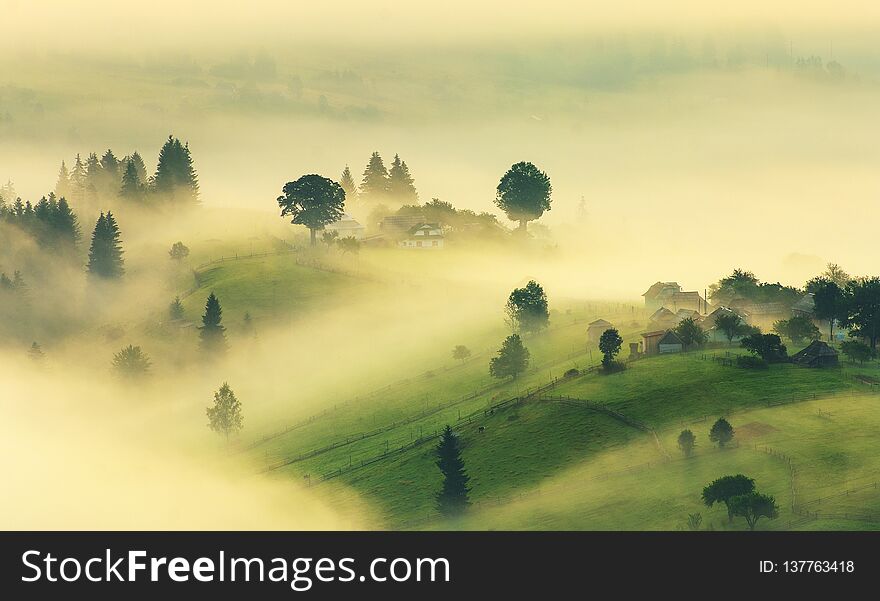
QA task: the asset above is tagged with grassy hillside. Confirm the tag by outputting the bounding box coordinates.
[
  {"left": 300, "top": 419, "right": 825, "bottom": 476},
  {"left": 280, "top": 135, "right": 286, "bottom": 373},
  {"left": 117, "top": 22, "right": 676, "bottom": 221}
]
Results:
[{"left": 270, "top": 349, "right": 880, "bottom": 529}]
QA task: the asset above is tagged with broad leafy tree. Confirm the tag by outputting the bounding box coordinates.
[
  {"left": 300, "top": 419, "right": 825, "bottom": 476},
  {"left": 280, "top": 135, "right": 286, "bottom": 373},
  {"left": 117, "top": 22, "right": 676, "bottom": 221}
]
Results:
[
  {"left": 840, "top": 277, "right": 880, "bottom": 350},
  {"left": 277, "top": 174, "right": 346, "bottom": 246},
  {"left": 729, "top": 492, "right": 779, "bottom": 530},
  {"left": 494, "top": 161, "right": 552, "bottom": 235},
  {"left": 740, "top": 333, "right": 787, "bottom": 363},
  {"left": 772, "top": 315, "right": 820, "bottom": 346},
  {"left": 702, "top": 474, "right": 755, "bottom": 523},
  {"left": 452, "top": 345, "right": 471, "bottom": 364},
  {"left": 169, "top": 241, "right": 190, "bottom": 261},
  {"left": 207, "top": 382, "right": 243, "bottom": 442},
  {"left": 806, "top": 277, "right": 845, "bottom": 342},
  {"left": 504, "top": 280, "right": 549, "bottom": 334},
  {"left": 678, "top": 429, "right": 696, "bottom": 457},
  {"left": 598, "top": 328, "right": 624, "bottom": 369},
  {"left": 435, "top": 425, "right": 470, "bottom": 517},
  {"left": 674, "top": 317, "right": 708, "bottom": 349},
  {"left": 112, "top": 345, "right": 151, "bottom": 379},
  {"left": 714, "top": 312, "right": 744, "bottom": 345},
  {"left": 489, "top": 334, "right": 530, "bottom": 380},
  {"left": 840, "top": 340, "right": 875, "bottom": 364}
]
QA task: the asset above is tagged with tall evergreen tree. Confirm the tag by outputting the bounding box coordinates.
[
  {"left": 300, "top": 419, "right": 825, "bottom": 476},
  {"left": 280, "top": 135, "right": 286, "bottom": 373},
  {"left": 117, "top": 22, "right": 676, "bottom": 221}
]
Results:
[
  {"left": 100, "top": 149, "right": 120, "bottom": 177},
  {"left": 388, "top": 154, "right": 418, "bottom": 204},
  {"left": 54, "top": 161, "right": 71, "bottom": 200},
  {"left": 359, "top": 151, "right": 389, "bottom": 202},
  {"left": 87, "top": 211, "right": 125, "bottom": 278},
  {"left": 153, "top": 135, "right": 200, "bottom": 205},
  {"left": 199, "top": 292, "right": 227, "bottom": 355},
  {"left": 435, "top": 425, "right": 470, "bottom": 517},
  {"left": 339, "top": 165, "right": 358, "bottom": 204},
  {"left": 85, "top": 152, "right": 102, "bottom": 202},
  {"left": 120, "top": 160, "right": 145, "bottom": 202},
  {"left": 70, "top": 154, "right": 87, "bottom": 204}
]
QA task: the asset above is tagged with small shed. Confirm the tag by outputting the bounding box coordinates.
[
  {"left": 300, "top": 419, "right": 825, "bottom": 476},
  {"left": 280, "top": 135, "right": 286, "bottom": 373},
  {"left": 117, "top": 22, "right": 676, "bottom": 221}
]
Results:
[
  {"left": 587, "top": 319, "right": 614, "bottom": 343},
  {"left": 791, "top": 340, "right": 838, "bottom": 368},
  {"left": 658, "top": 330, "right": 684, "bottom": 354},
  {"left": 641, "top": 330, "right": 667, "bottom": 356}
]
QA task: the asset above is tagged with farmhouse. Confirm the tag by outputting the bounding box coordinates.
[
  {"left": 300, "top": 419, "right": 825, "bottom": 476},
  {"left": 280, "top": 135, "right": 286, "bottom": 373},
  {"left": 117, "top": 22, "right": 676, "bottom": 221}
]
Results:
[
  {"left": 587, "top": 319, "right": 613, "bottom": 343},
  {"left": 398, "top": 223, "right": 445, "bottom": 250},
  {"left": 642, "top": 282, "right": 709, "bottom": 314},
  {"left": 648, "top": 307, "right": 679, "bottom": 330},
  {"left": 380, "top": 213, "right": 426, "bottom": 237},
  {"left": 324, "top": 213, "right": 365, "bottom": 239},
  {"left": 791, "top": 293, "right": 815, "bottom": 318},
  {"left": 658, "top": 330, "right": 684, "bottom": 354},
  {"left": 791, "top": 340, "right": 839, "bottom": 368}
]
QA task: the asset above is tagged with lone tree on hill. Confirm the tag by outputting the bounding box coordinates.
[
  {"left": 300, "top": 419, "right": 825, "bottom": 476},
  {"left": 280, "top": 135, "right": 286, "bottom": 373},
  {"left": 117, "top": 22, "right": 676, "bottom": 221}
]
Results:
[
  {"left": 702, "top": 474, "right": 755, "bottom": 523},
  {"left": 435, "top": 425, "right": 470, "bottom": 517},
  {"left": 504, "top": 280, "right": 549, "bottom": 334},
  {"left": 714, "top": 312, "right": 744, "bottom": 346},
  {"left": 806, "top": 277, "right": 845, "bottom": 342},
  {"left": 360, "top": 152, "right": 390, "bottom": 202},
  {"left": 206, "top": 382, "right": 243, "bottom": 442},
  {"left": 741, "top": 333, "right": 787, "bottom": 363},
  {"left": 677, "top": 429, "right": 696, "bottom": 457},
  {"left": 598, "top": 328, "right": 624, "bottom": 370},
  {"left": 773, "top": 315, "right": 819, "bottom": 346},
  {"left": 199, "top": 292, "right": 227, "bottom": 356},
  {"left": 112, "top": 345, "right": 151, "bottom": 379},
  {"left": 452, "top": 345, "right": 471, "bottom": 364},
  {"left": 169, "top": 241, "right": 190, "bottom": 261},
  {"left": 709, "top": 417, "right": 735, "bottom": 448},
  {"left": 277, "top": 174, "right": 346, "bottom": 246},
  {"left": 153, "top": 135, "right": 200, "bottom": 205},
  {"left": 489, "top": 334, "right": 530, "bottom": 380},
  {"left": 495, "top": 161, "right": 552, "bottom": 235},
  {"left": 729, "top": 492, "right": 779, "bottom": 531},
  {"left": 674, "top": 317, "right": 708, "bottom": 349},
  {"left": 169, "top": 296, "right": 185, "bottom": 320},
  {"left": 87, "top": 211, "right": 125, "bottom": 278}
]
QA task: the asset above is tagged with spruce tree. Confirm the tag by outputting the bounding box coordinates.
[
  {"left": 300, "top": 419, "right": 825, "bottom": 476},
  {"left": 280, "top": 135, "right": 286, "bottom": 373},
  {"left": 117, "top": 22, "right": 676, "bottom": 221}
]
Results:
[
  {"left": 85, "top": 152, "right": 102, "bottom": 201},
  {"left": 87, "top": 211, "right": 125, "bottom": 278},
  {"left": 359, "top": 151, "right": 389, "bottom": 202},
  {"left": 54, "top": 161, "right": 71, "bottom": 200},
  {"left": 70, "top": 154, "right": 87, "bottom": 204},
  {"left": 120, "top": 160, "right": 144, "bottom": 202},
  {"left": 435, "top": 425, "right": 470, "bottom": 517},
  {"left": 153, "top": 135, "right": 200, "bottom": 205},
  {"left": 169, "top": 296, "right": 185, "bottom": 320},
  {"left": 199, "top": 292, "right": 227, "bottom": 355},
  {"left": 388, "top": 154, "right": 418, "bottom": 204},
  {"left": 128, "top": 151, "right": 148, "bottom": 183},
  {"left": 339, "top": 165, "right": 358, "bottom": 204},
  {"left": 28, "top": 341, "right": 44, "bottom": 362}
]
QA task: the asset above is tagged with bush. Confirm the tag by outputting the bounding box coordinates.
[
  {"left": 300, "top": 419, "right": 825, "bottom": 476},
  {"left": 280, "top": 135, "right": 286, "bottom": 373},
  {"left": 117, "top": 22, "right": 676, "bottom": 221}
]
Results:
[
  {"left": 736, "top": 355, "right": 768, "bottom": 369},
  {"left": 600, "top": 359, "right": 626, "bottom": 374},
  {"left": 564, "top": 368, "right": 579, "bottom": 378}
]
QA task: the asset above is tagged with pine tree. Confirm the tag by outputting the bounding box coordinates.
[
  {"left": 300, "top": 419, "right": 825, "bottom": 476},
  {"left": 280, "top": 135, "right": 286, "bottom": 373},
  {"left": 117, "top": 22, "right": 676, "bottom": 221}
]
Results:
[
  {"left": 85, "top": 152, "right": 102, "bottom": 202},
  {"left": 339, "top": 165, "right": 358, "bottom": 204},
  {"left": 87, "top": 211, "right": 125, "bottom": 278},
  {"left": 128, "top": 151, "right": 148, "bottom": 183},
  {"left": 169, "top": 296, "right": 185, "bottom": 320},
  {"left": 435, "top": 425, "right": 470, "bottom": 516},
  {"left": 55, "top": 161, "right": 71, "bottom": 200},
  {"left": 112, "top": 345, "right": 152, "bottom": 379},
  {"left": 206, "top": 382, "right": 243, "bottom": 442},
  {"left": 153, "top": 135, "right": 200, "bottom": 205},
  {"left": 28, "top": 342, "right": 44, "bottom": 362},
  {"left": 53, "top": 197, "right": 81, "bottom": 249},
  {"left": 388, "top": 154, "right": 418, "bottom": 204},
  {"left": 70, "top": 154, "right": 87, "bottom": 204},
  {"left": 359, "top": 151, "right": 389, "bottom": 202},
  {"left": 100, "top": 149, "right": 120, "bottom": 177},
  {"left": 199, "top": 292, "right": 227, "bottom": 355},
  {"left": 120, "top": 160, "right": 145, "bottom": 202}
]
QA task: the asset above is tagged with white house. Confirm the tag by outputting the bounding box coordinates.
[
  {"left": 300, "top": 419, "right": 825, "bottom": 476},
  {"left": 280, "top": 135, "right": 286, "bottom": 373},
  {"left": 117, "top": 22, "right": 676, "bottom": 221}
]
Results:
[
  {"left": 324, "top": 213, "right": 366, "bottom": 240},
  {"left": 398, "top": 223, "right": 444, "bottom": 250}
]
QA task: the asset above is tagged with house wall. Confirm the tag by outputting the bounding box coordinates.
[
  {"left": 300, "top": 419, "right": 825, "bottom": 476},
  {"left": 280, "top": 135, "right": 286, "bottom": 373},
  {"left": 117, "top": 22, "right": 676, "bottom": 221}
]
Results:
[
  {"left": 643, "top": 335, "right": 663, "bottom": 355},
  {"left": 659, "top": 342, "right": 683, "bottom": 354},
  {"left": 399, "top": 238, "right": 444, "bottom": 249}
]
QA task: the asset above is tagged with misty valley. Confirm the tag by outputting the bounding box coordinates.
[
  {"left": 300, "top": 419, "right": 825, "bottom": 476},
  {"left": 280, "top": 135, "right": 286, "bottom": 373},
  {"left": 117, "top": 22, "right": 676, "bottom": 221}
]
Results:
[{"left": 3, "top": 11, "right": 880, "bottom": 534}]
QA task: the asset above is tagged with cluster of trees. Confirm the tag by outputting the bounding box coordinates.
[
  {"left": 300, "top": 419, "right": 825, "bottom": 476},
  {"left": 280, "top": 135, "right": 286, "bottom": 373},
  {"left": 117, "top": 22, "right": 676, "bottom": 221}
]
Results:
[
  {"left": 709, "top": 269, "right": 802, "bottom": 308},
  {"left": 54, "top": 136, "right": 199, "bottom": 208},
  {"left": 345, "top": 152, "right": 419, "bottom": 206},
  {"left": 702, "top": 474, "right": 779, "bottom": 531},
  {"left": 320, "top": 230, "right": 361, "bottom": 255},
  {"left": 677, "top": 417, "right": 735, "bottom": 457},
  {"left": 0, "top": 193, "right": 80, "bottom": 253},
  {"left": 385, "top": 199, "right": 505, "bottom": 240},
  {"left": 808, "top": 273, "right": 880, "bottom": 352}
]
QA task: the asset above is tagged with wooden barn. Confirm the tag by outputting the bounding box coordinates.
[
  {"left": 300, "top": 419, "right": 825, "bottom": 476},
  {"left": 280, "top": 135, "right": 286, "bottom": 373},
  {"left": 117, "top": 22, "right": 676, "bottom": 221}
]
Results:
[
  {"left": 587, "top": 319, "right": 614, "bottom": 343},
  {"left": 658, "top": 330, "right": 685, "bottom": 354},
  {"left": 791, "top": 340, "right": 839, "bottom": 368}
]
